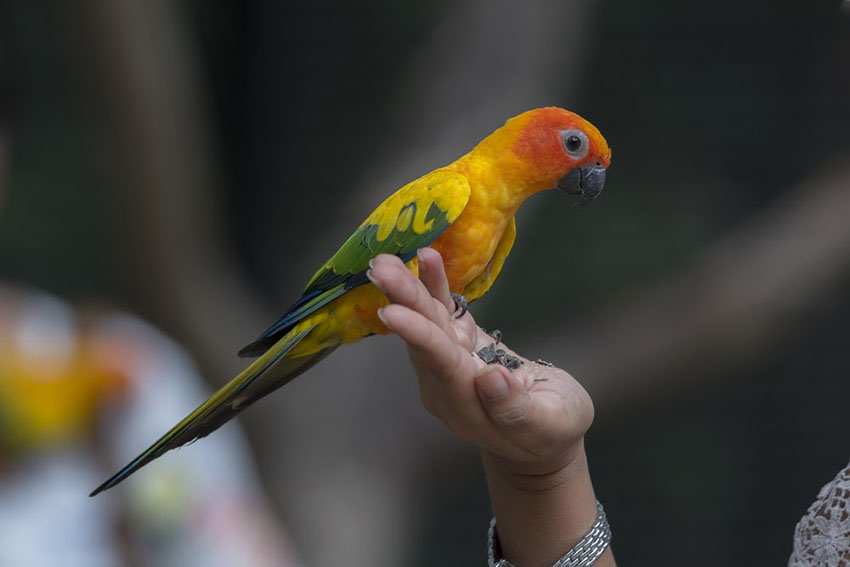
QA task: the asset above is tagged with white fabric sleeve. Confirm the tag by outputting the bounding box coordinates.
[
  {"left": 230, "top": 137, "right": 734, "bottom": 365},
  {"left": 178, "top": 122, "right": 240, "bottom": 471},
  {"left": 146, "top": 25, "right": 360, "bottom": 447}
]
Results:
[{"left": 789, "top": 458, "right": 850, "bottom": 566}]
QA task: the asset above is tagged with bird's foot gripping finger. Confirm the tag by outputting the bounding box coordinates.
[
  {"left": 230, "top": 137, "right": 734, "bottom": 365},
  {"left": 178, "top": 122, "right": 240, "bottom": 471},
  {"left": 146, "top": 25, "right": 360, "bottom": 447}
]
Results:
[
  {"left": 449, "top": 292, "right": 469, "bottom": 319},
  {"left": 476, "top": 343, "right": 523, "bottom": 370}
]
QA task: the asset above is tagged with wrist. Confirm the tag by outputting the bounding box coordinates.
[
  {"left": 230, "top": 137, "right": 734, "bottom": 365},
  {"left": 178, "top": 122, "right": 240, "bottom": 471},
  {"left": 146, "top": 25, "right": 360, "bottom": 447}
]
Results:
[
  {"left": 481, "top": 438, "right": 587, "bottom": 493},
  {"left": 488, "top": 500, "right": 612, "bottom": 567},
  {"left": 482, "top": 442, "right": 601, "bottom": 567}
]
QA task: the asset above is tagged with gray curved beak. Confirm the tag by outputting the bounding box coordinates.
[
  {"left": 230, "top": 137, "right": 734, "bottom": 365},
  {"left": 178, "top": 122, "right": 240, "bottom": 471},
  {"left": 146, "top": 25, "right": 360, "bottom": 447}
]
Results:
[{"left": 556, "top": 164, "right": 607, "bottom": 207}]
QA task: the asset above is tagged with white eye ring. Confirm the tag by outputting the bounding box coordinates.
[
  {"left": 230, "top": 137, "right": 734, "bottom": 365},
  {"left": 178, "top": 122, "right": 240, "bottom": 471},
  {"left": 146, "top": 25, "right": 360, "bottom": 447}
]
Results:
[{"left": 561, "top": 129, "right": 589, "bottom": 160}]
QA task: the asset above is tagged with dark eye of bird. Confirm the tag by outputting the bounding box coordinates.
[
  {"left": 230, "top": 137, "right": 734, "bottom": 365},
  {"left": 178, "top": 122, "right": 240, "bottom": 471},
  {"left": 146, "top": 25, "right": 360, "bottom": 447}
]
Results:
[{"left": 566, "top": 135, "right": 582, "bottom": 152}]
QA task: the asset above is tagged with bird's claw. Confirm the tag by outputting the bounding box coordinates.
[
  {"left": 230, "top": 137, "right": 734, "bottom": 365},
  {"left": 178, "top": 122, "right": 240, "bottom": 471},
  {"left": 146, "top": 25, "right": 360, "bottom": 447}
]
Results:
[{"left": 450, "top": 292, "right": 469, "bottom": 319}]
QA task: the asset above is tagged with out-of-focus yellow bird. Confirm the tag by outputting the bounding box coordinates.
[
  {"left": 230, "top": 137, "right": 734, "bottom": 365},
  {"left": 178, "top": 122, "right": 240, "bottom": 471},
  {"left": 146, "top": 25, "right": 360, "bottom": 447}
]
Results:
[{"left": 91, "top": 107, "right": 611, "bottom": 496}]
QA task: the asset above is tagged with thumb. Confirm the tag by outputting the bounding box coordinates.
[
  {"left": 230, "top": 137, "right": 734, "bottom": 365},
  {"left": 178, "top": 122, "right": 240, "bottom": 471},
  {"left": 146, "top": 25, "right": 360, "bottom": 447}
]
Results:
[{"left": 474, "top": 365, "right": 532, "bottom": 429}]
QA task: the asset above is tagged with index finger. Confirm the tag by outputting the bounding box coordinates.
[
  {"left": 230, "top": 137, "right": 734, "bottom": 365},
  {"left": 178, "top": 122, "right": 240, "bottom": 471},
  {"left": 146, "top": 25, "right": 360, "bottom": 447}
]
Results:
[
  {"left": 416, "top": 248, "right": 454, "bottom": 313},
  {"left": 368, "top": 254, "right": 455, "bottom": 335},
  {"left": 378, "top": 303, "right": 478, "bottom": 382}
]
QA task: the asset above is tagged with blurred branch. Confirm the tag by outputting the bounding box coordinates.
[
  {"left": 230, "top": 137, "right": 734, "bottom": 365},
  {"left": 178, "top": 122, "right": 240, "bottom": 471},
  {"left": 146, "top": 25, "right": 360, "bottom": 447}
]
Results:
[{"left": 536, "top": 157, "right": 850, "bottom": 414}]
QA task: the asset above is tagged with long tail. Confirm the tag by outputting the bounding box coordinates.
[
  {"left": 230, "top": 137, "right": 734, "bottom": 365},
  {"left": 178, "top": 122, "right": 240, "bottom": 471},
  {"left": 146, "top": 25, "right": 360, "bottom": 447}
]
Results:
[{"left": 90, "top": 324, "right": 335, "bottom": 496}]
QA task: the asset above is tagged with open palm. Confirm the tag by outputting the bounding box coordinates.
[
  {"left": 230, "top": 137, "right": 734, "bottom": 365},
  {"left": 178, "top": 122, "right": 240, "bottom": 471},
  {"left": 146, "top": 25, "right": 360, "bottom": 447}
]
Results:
[{"left": 368, "top": 248, "right": 595, "bottom": 480}]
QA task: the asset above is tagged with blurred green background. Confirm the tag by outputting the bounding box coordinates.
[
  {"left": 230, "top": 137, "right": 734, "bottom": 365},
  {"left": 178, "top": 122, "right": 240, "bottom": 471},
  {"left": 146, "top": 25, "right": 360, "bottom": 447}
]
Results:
[{"left": 2, "top": 0, "right": 849, "bottom": 565}]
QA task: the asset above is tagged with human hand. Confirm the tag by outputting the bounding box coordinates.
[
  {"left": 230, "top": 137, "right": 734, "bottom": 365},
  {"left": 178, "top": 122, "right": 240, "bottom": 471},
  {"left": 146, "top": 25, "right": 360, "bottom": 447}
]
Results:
[{"left": 367, "top": 248, "right": 595, "bottom": 489}]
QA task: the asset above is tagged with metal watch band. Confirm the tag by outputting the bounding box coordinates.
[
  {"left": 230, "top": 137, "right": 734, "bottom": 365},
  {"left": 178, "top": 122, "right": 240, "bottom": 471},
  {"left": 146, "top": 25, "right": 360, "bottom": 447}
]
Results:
[{"left": 487, "top": 500, "right": 611, "bottom": 567}]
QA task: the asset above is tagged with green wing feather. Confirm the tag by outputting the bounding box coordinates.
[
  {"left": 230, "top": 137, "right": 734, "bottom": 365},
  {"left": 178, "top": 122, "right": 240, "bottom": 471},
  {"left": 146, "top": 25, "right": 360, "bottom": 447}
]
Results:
[
  {"left": 238, "top": 169, "right": 471, "bottom": 357},
  {"left": 304, "top": 170, "right": 470, "bottom": 291}
]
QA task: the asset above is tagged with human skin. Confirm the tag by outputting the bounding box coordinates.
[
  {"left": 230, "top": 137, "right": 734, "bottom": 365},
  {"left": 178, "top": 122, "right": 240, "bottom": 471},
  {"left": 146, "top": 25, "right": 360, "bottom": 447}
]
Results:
[{"left": 367, "top": 248, "right": 615, "bottom": 567}]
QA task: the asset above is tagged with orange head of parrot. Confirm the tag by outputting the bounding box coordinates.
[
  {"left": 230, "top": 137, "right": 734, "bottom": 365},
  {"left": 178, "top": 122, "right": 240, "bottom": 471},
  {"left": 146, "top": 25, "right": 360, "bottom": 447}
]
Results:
[{"left": 478, "top": 107, "right": 612, "bottom": 206}]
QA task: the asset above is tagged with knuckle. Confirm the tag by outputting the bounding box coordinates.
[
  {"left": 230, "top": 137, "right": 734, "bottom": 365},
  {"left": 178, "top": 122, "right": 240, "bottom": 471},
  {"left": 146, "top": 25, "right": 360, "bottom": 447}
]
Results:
[
  {"left": 376, "top": 265, "right": 399, "bottom": 286},
  {"left": 415, "top": 287, "right": 436, "bottom": 311},
  {"left": 430, "top": 296, "right": 447, "bottom": 314},
  {"left": 377, "top": 253, "right": 401, "bottom": 267},
  {"left": 387, "top": 270, "right": 415, "bottom": 300}
]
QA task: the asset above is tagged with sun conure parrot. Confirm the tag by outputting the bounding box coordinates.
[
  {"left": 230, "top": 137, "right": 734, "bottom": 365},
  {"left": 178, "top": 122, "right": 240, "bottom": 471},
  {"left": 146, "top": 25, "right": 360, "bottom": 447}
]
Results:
[{"left": 91, "top": 106, "right": 611, "bottom": 496}]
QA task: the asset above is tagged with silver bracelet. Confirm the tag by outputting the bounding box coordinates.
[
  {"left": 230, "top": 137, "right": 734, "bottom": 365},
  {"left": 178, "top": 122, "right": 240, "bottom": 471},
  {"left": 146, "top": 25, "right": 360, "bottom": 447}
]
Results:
[{"left": 487, "top": 500, "right": 611, "bottom": 567}]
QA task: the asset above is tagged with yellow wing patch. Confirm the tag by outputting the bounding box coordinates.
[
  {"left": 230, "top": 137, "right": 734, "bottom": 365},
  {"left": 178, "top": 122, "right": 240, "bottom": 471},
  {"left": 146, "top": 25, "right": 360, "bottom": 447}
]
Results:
[
  {"left": 367, "top": 169, "right": 470, "bottom": 242},
  {"left": 301, "top": 169, "right": 470, "bottom": 295}
]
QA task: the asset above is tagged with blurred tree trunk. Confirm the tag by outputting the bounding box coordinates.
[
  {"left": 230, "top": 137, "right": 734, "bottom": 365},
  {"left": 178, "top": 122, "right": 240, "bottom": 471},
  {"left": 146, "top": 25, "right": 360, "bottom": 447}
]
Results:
[
  {"left": 75, "top": 0, "right": 268, "bottom": 374},
  {"left": 72, "top": 0, "right": 298, "bottom": 557}
]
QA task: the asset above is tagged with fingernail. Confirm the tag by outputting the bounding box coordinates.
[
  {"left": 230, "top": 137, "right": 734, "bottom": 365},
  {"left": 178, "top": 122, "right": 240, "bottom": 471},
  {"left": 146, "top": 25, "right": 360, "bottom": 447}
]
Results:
[
  {"left": 417, "top": 248, "right": 426, "bottom": 266},
  {"left": 368, "top": 258, "right": 376, "bottom": 270},
  {"left": 376, "top": 307, "right": 388, "bottom": 325},
  {"left": 477, "top": 369, "right": 509, "bottom": 400},
  {"left": 366, "top": 269, "right": 380, "bottom": 286}
]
